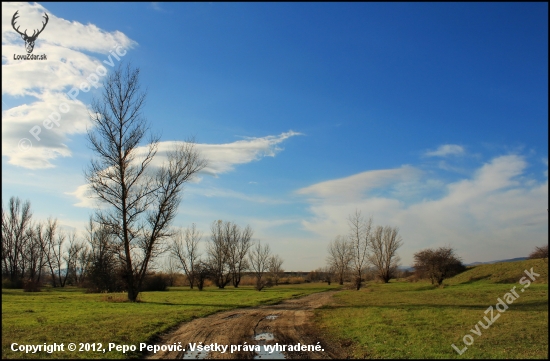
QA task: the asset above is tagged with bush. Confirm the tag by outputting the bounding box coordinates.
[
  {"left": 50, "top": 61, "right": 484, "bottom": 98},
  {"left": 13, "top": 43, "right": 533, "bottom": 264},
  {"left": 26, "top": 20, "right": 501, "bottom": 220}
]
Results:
[
  {"left": 2, "top": 278, "right": 24, "bottom": 289},
  {"left": 529, "top": 245, "right": 548, "bottom": 260},
  {"left": 23, "top": 280, "right": 42, "bottom": 292},
  {"left": 141, "top": 274, "right": 168, "bottom": 292}
]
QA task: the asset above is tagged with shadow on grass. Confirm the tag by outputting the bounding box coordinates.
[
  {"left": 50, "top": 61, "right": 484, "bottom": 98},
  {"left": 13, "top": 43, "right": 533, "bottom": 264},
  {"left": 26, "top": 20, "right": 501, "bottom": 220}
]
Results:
[{"left": 322, "top": 299, "right": 548, "bottom": 312}]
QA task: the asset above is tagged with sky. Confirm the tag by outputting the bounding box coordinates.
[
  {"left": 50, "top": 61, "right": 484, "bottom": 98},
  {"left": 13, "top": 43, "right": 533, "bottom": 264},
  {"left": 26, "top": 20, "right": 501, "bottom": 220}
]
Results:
[{"left": 2, "top": 2, "right": 548, "bottom": 272}]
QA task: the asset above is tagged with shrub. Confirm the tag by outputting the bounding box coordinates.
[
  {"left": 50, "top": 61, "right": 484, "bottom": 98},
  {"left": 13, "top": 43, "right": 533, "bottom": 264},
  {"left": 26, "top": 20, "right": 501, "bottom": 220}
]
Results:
[
  {"left": 23, "top": 280, "right": 42, "bottom": 292},
  {"left": 141, "top": 274, "right": 168, "bottom": 292}
]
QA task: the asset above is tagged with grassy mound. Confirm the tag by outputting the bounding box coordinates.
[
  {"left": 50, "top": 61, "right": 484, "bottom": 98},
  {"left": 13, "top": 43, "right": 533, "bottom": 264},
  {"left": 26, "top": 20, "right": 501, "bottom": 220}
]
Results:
[{"left": 447, "top": 258, "right": 548, "bottom": 285}]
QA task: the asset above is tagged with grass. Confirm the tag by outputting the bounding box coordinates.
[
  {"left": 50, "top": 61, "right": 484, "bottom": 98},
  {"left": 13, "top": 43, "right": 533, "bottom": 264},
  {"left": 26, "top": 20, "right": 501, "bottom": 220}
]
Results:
[
  {"left": 447, "top": 258, "right": 548, "bottom": 285},
  {"left": 2, "top": 283, "right": 337, "bottom": 359},
  {"left": 314, "top": 258, "right": 548, "bottom": 358}
]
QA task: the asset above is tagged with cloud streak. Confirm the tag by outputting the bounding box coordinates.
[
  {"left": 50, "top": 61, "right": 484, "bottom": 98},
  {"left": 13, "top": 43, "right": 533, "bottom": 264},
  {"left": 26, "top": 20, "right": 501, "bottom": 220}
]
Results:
[
  {"left": 425, "top": 144, "right": 465, "bottom": 157},
  {"left": 67, "top": 131, "right": 301, "bottom": 208}
]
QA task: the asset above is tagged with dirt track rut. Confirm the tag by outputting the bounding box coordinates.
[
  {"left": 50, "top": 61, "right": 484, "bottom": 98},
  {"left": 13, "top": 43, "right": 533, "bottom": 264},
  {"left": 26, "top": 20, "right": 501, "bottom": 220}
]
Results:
[{"left": 146, "top": 290, "right": 347, "bottom": 359}]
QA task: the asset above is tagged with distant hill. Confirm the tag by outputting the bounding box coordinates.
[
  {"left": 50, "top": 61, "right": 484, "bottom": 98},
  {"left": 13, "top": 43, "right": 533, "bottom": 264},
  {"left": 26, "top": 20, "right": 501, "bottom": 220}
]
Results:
[
  {"left": 446, "top": 258, "right": 548, "bottom": 284},
  {"left": 399, "top": 257, "right": 530, "bottom": 271},
  {"left": 467, "top": 257, "right": 529, "bottom": 266}
]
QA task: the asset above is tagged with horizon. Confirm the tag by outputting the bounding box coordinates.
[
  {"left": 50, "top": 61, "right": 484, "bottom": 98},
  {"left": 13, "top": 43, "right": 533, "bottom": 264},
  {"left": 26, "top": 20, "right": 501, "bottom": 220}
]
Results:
[{"left": 2, "top": 2, "right": 548, "bottom": 272}]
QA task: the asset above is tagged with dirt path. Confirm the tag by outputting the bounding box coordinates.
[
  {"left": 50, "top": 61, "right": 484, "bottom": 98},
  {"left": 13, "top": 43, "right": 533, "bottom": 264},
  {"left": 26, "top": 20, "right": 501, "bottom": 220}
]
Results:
[{"left": 146, "top": 290, "right": 348, "bottom": 359}]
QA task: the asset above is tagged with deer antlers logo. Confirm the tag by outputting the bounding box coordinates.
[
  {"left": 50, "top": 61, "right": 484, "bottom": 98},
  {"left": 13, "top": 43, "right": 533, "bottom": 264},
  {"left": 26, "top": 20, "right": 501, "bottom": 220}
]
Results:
[{"left": 11, "top": 10, "right": 49, "bottom": 54}]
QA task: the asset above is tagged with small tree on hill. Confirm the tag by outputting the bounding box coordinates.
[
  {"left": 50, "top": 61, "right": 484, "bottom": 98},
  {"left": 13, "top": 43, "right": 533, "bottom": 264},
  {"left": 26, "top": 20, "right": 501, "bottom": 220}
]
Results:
[
  {"left": 413, "top": 246, "right": 465, "bottom": 286},
  {"left": 529, "top": 245, "right": 548, "bottom": 262}
]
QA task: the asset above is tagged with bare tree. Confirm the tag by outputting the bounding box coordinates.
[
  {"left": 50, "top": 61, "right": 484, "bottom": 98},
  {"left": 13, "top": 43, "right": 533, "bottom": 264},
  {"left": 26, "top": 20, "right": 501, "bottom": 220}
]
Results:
[
  {"left": 63, "top": 232, "right": 85, "bottom": 286},
  {"left": 248, "top": 241, "right": 271, "bottom": 291},
  {"left": 207, "top": 220, "right": 231, "bottom": 289},
  {"left": 38, "top": 218, "right": 62, "bottom": 288},
  {"left": 529, "top": 245, "right": 548, "bottom": 262},
  {"left": 369, "top": 225, "right": 403, "bottom": 283},
  {"left": 268, "top": 254, "right": 284, "bottom": 286},
  {"left": 85, "top": 217, "right": 124, "bottom": 293},
  {"left": 193, "top": 260, "right": 211, "bottom": 291},
  {"left": 226, "top": 223, "right": 253, "bottom": 288},
  {"left": 326, "top": 235, "right": 353, "bottom": 285},
  {"left": 413, "top": 247, "right": 465, "bottom": 286},
  {"left": 84, "top": 63, "right": 206, "bottom": 301},
  {"left": 2, "top": 197, "right": 33, "bottom": 286},
  {"left": 75, "top": 244, "right": 90, "bottom": 285},
  {"left": 347, "top": 210, "right": 372, "bottom": 290},
  {"left": 22, "top": 222, "right": 47, "bottom": 287},
  {"left": 169, "top": 223, "right": 202, "bottom": 288}
]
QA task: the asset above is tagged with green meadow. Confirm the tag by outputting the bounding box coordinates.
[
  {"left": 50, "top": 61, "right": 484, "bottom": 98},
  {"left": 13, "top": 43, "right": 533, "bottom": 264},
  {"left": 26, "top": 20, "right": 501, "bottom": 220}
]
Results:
[
  {"left": 314, "top": 258, "right": 548, "bottom": 359},
  {"left": 2, "top": 259, "right": 548, "bottom": 359},
  {"left": 2, "top": 283, "right": 336, "bottom": 359}
]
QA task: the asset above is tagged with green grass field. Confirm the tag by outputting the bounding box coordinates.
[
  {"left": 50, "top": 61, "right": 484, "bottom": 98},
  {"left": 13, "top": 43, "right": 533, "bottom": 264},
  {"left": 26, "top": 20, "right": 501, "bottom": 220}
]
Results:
[
  {"left": 2, "top": 259, "right": 548, "bottom": 359},
  {"left": 314, "top": 258, "right": 548, "bottom": 359},
  {"left": 2, "top": 283, "right": 337, "bottom": 359}
]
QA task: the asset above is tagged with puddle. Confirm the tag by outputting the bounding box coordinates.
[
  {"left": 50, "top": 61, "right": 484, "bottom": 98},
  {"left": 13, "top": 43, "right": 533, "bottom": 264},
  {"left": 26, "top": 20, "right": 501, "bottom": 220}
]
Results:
[
  {"left": 253, "top": 332, "right": 286, "bottom": 359},
  {"left": 254, "top": 332, "right": 275, "bottom": 341},
  {"left": 265, "top": 314, "right": 279, "bottom": 320},
  {"left": 224, "top": 313, "right": 241, "bottom": 319},
  {"left": 254, "top": 348, "right": 286, "bottom": 359},
  {"left": 182, "top": 350, "right": 209, "bottom": 359}
]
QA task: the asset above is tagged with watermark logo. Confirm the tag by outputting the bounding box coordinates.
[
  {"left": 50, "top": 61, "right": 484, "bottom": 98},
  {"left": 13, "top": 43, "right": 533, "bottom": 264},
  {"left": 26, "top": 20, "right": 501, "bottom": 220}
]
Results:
[
  {"left": 451, "top": 267, "right": 541, "bottom": 355},
  {"left": 12, "top": 10, "right": 48, "bottom": 60},
  {"left": 17, "top": 43, "right": 128, "bottom": 151}
]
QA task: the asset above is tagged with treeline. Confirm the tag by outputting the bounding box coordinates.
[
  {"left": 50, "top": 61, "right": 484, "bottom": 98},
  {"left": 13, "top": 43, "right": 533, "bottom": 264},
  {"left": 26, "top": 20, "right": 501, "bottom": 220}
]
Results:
[
  {"left": 324, "top": 210, "right": 404, "bottom": 290},
  {"left": 322, "top": 210, "right": 466, "bottom": 289},
  {"left": 168, "top": 220, "right": 284, "bottom": 291},
  {"left": 2, "top": 196, "right": 284, "bottom": 293}
]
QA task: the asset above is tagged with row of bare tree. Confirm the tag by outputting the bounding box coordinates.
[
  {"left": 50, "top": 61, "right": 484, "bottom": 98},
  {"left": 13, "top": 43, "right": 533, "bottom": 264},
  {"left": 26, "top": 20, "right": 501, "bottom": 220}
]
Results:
[
  {"left": 326, "top": 210, "right": 403, "bottom": 289},
  {"left": 169, "top": 220, "right": 284, "bottom": 291},
  {"left": 1, "top": 197, "right": 90, "bottom": 290}
]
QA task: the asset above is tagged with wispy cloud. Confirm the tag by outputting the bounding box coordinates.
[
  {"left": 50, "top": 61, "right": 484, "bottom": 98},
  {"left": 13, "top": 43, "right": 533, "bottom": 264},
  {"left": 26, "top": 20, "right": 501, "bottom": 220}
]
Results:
[
  {"left": 67, "top": 131, "right": 301, "bottom": 207},
  {"left": 425, "top": 144, "right": 465, "bottom": 157},
  {"left": 296, "top": 165, "right": 421, "bottom": 202},
  {"left": 150, "top": 2, "right": 165, "bottom": 12},
  {"left": 136, "top": 131, "right": 302, "bottom": 176}
]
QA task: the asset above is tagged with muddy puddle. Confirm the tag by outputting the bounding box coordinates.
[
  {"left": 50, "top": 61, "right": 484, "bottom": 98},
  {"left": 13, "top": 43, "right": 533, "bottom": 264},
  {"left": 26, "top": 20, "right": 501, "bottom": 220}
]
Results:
[
  {"left": 182, "top": 350, "right": 209, "bottom": 359},
  {"left": 265, "top": 314, "right": 279, "bottom": 320},
  {"left": 253, "top": 332, "right": 286, "bottom": 359}
]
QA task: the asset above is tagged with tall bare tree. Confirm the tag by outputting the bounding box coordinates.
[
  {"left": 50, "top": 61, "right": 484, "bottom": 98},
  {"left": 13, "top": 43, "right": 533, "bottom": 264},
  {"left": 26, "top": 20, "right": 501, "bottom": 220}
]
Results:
[
  {"left": 84, "top": 63, "right": 206, "bottom": 301},
  {"left": 39, "top": 218, "right": 62, "bottom": 288},
  {"left": 268, "top": 254, "right": 284, "bottom": 286},
  {"left": 248, "top": 241, "right": 271, "bottom": 291},
  {"left": 326, "top": 235, "right": 353, "bottom": 285},
  {"left": 226, "top": 223, "right": 253, "bottom": 288},
  {"left": 369, "top": 225, "right": 402, "bottom": 283},
  {"left": 347, "top": 210, "right": 372, "bottom": 290},
  {"left": 169, "top": 223, "right": 202, "bottom": 288},
  {"left": 85, "top": 217, "right": 123, "bottom": 293},
  {"left": 63, "top": 232, "right": 85, "bottom": 286},
  {"left": 2, "top": 197, "right": 33, "bottom": 285},
  {"left": 207, "top": 220, "right": 231, "bottom": 288}
]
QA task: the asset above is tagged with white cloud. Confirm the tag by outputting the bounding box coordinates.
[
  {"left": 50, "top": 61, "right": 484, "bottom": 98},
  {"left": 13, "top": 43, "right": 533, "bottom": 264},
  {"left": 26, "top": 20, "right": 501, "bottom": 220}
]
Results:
[
  {"left": 296, "top": 165, "right": 421, "bottom": 202},
  {"left": 425, "top": 144, "right": 465, "bottom": 157},
  {"left": 298, "top": 154, "right": 548, "bottom": 266},
  {"left": 134, "top": 131, "right": 302, "bottom": 176},
  {"left": 2, "top": 2, "right": 137, "bottom": 169},
  {"left": 67, "top": 131, "right": 301, "bottom": 208}
]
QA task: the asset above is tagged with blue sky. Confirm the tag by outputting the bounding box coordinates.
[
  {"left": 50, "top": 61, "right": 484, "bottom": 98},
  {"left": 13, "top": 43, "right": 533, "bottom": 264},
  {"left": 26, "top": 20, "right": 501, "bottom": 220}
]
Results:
[{"left": 2, "top": 2, "right": 548, "bottom": 271}]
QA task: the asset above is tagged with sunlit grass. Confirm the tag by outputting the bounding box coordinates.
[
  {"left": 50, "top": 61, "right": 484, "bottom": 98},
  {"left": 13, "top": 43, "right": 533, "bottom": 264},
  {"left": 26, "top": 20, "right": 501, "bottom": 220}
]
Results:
[
  {"left": 2, "top": 283, "right": 337, "bottom": 359},
  {"left": 315, "top": 260, "right": 548, "bottom": 359}
]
